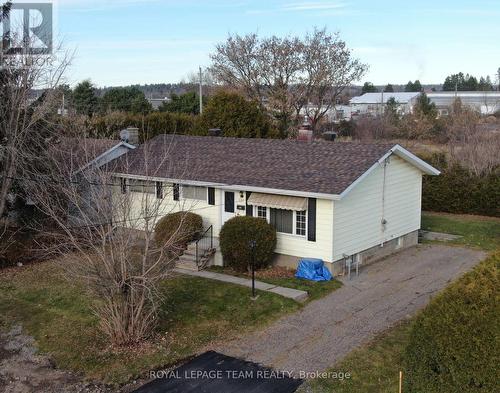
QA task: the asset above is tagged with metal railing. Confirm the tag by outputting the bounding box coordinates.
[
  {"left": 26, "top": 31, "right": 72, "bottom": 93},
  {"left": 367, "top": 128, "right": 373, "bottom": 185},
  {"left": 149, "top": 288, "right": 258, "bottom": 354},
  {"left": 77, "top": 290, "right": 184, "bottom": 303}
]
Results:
[{"left": 195, "top": 225, "right": 214, "bottom": 268}]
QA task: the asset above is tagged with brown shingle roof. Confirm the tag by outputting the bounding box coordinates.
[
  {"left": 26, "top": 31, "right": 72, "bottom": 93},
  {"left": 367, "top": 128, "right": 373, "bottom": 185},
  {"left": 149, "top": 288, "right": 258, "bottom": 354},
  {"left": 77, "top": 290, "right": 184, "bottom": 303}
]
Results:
[
  {"left": 113, "top": 134, "right": 396, "bottom": 195},
  {"left": 54, "top": 137, "right": 120, "bottom": 171}
]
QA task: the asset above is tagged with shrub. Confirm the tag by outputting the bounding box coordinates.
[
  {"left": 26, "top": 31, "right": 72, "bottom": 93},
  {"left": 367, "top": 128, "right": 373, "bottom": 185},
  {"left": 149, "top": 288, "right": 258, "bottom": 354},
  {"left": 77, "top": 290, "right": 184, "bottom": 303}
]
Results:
[
  {"left": 219, "top": 216, "right": 277, "bottom": 272},
  {"left": 196, "top": 91, "right": 279, "bottom": 138},
  {"left": 154, "top": 212, "right": 203, "bottom": 249},
  {"left": 403, "top": 253, "right": 500, "bottom": 392},
  {"left": 421, "top": 152, "right": 500, "bottom": 217}
]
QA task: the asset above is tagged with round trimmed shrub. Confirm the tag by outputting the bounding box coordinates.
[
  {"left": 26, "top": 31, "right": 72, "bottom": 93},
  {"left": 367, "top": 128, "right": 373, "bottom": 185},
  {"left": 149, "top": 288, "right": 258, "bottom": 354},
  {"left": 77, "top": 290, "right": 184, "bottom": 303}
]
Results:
[
  {"left": 154, "top": 212, "right": 203, "bottom": 248},
  {"left": 219, "top": 216, "right": 277, "bottom": 272},
  {"left": 403, "top": 252, "right": 500, "bottom": 392}
]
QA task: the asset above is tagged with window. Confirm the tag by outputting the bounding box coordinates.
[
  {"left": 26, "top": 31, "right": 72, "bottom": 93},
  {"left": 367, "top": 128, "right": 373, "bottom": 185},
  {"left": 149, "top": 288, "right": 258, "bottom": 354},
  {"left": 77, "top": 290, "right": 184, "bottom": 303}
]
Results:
[
  {"left": 270, "top": 208, "right": 293, "bottom": 234},
  {"left": 257, "top": 206, "right": 267, "bottom": 219},
  {"left": 256, "top": 206, "right": 307, "bottom": 236},
  {"left": 156, "top": 182, "right": 163, "bottom": 199},
  {"left": 296, "top": 210, "right": 306, "bottom": 236},
  {"left": 224, "top": 191, "right": 235, "bottom": 213},
  {"left": 128, "top": 179, "right": 155, "bottom": 194},
  {"left": 182, "top": 185, "right": 207, "bottom": 201}
]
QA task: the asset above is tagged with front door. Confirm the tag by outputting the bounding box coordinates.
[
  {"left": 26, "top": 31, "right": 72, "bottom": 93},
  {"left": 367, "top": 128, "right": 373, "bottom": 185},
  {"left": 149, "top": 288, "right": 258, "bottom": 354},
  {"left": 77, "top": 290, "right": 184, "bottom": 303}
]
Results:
[{"left": 222, "top": 191, "right": 236, "bottom": 225}]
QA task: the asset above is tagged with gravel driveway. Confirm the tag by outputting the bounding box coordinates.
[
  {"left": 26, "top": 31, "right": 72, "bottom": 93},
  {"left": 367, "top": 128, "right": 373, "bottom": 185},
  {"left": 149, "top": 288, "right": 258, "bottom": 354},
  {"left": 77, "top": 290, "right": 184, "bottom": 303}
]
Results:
[{"left": 213, "top": 244, "right": 486, "bottom": 375}]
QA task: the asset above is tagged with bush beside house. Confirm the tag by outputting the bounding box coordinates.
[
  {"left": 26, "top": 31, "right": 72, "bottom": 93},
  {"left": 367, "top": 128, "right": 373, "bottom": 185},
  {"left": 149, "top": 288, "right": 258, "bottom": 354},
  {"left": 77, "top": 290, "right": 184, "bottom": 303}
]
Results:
[
  {"left": 403, "top": 252, "right": 500, "bottom": 392},
  {"left": 154, "top": 212, "right": 203, "bottom": 249},
  {"left": 421, "top": 153, "right": 500, "bottom": 217},
  {"left": 219, "top": 216, "right": 277, "bottom": 272}
]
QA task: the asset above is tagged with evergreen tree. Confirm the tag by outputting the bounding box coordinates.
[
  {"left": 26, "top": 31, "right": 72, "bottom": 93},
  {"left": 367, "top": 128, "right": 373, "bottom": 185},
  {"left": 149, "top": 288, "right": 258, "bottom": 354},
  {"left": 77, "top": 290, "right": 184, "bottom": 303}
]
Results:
[
  {"left": 159, "top": 92, "right": 202, "bottom": 114},
  {"left": 384, "top": 84, "right": 394, "bottom": 92},
  {"left": 443, "top": 73, "right": 479, "bottom": 91},
  {"left": 478, "top": 76, "right": 493, "bottom": 91},
  {"left": 415, "top": 92, "right": 437, "bottom": 118},
  {"left": 405, "top": 80, "right": 422, "bottom": 92},
  {"left": 73, "top": 80, "right": 99, "bottom": 117},
  {"left": 100, "top": 86, "right": 152, "bottom": 114},
  {"left": 199, "top": 91, "right": 277, "bottom": 138},
  {"left": 385, "top": 97, "right": 399, "bottom": 119},
  {"left": 362, "top": 82, "right": 377, "bottom": 93}
]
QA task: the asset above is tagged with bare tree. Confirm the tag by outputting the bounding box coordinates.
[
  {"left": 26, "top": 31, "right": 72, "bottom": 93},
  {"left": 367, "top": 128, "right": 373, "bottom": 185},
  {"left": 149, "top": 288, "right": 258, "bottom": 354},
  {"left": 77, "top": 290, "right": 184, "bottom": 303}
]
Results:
[
  {"left": 300, "top": 28, "right": 367, "bottom": 132},
  {"left": 209, "top": 28, "right": 367, "bottom": 136},
  {"left": 445, "top": 99, "right": 500, "bottom": 176},
  {"left": 25, "top": 134, "right": 200, "bottom": 345},
  {"left": 0, "top": 10, "right": 70, "bottom": 220}
]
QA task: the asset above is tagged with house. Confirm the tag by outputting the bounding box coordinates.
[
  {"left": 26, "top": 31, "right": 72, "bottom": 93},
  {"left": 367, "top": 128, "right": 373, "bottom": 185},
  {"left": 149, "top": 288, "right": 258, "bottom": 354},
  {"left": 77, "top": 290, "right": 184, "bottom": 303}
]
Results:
[
  {"left": 350, "top": 92, "right": 421, "bottom": 117},
  {"left": 427, "top": 91, "right": 500, "bottom": 116},
  {"left": 300, "top": 104, "right": 353, "bottom": 123},
  {"left": 147, "top": 97, "right": 171, "bottom": 110},
  {"left": 110, "top": 134, "right": 440, "bottom": 274}
]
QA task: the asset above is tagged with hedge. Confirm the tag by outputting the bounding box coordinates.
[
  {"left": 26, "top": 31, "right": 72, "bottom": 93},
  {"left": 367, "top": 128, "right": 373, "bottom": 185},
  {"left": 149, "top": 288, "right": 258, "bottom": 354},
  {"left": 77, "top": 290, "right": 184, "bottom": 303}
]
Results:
[
  {"left": 403, "top": 252, "right": 500, "bottom": 392},
  {"left": 89, "top": 111, "right": 199, "bottom": 141},
  {"left": 219, "top": 216, "right": 277, "bottom": 272},
  {"left": 421, "top": 153, "right": 500, "bottom": 217},
  {"left": 154, "top": 212, "right": 203, "bottom": 249}
]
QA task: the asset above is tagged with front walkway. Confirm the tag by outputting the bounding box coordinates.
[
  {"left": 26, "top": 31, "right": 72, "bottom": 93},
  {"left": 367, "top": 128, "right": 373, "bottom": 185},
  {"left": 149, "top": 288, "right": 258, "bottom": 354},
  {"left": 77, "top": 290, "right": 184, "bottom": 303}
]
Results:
[
  {"left": 174, "top": 268, "right": 309, "bottom": 302},
  {"left": 212, "top": 244, "right": 486, "bottom": 375}
]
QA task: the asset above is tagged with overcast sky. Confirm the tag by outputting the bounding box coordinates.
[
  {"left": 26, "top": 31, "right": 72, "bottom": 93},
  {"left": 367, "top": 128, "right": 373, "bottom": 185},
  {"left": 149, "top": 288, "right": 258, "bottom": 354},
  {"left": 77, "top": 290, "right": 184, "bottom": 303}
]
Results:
[{"left": 51, "top": 0, "right": 500, "bottom": 87}]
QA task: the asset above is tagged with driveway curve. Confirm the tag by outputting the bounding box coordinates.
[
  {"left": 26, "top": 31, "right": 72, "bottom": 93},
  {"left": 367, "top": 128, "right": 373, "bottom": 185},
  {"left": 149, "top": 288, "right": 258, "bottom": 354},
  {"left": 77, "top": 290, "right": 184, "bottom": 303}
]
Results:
[{"left": 213, "top": 244, "right": 486, "bottom": 375}]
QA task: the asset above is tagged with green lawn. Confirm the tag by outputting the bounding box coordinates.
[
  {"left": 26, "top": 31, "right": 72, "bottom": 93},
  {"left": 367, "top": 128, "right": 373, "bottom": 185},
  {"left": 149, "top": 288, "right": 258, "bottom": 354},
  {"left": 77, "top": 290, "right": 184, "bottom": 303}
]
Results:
[
  {"left": 208, "top": 266, "right": 342, "bottom": 301},
  {"left": 0, "top": 261, "right": 300, "bottom": 385},
  {"left": 421, "top": 212, "right": 500, "bottom": 251},
  {"left": 304, "top": 212, "right": 499, "bottom": 393},
  {"left": 303, "top": 320, "right": 412, "bottom": 393}
]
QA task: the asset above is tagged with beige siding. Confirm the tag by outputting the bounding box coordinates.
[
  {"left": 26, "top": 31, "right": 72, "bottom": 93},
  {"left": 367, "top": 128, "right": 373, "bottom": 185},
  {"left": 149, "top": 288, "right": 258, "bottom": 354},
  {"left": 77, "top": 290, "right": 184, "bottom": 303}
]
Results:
[
  {"left": 275, "top": 199, "right": 334, "bottom": 262},
  {"left": 117, "top": 183, "right": 222, "bottom": 232},
  {"left": 332, "top": 155, "right": 422, "bottom": 261}
]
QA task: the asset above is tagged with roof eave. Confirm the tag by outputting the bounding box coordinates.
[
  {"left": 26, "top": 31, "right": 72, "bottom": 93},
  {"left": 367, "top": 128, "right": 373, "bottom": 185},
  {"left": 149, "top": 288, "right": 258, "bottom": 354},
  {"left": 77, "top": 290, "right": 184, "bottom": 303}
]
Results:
[
  {"left": 338, "top": 144, "right": 440, "bottom": 200},
  {"left": 73, "top": 141, "right": 136, "bottom": 175},
  {"left": 111, "top": 172, "right": 341, "bottom": 201},
  {"left": 391, "top": 145, "right": 441, "bottom": 176}
]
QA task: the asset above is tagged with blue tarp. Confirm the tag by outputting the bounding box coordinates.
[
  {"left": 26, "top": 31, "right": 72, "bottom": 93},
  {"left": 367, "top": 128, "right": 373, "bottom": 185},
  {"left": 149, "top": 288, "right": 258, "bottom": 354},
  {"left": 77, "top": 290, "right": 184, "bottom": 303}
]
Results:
[{"left": 295, "top": 258, "right": 333, "bottom": 281}]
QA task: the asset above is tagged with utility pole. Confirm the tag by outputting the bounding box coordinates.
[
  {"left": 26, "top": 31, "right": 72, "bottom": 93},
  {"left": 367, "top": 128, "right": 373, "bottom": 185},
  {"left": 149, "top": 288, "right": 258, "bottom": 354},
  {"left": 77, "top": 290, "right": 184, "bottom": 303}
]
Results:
[{"left": 199, "top": 66, "right": 203, "bottom": 115}]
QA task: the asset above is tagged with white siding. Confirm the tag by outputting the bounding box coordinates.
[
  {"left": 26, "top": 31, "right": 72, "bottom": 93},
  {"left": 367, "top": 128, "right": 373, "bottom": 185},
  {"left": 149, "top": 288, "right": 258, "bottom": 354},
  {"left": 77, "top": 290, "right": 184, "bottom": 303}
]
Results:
[
  {"left": 275, "top": 199, "right": 334, "bottom": 262},
  {"left": 332, "top": 155, "right": 422, "bottom": 261}
]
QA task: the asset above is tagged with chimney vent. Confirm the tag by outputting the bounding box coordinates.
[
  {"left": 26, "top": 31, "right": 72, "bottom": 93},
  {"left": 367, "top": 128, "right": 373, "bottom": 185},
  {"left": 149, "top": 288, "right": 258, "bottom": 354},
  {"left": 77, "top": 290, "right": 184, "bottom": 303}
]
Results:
[
  {"left": 120, "top": 127, "right": 139, "bottom": 145},
  {"left": 322, "top": 131, "right": 338, "bottom": 142},
  {"left": 208, "top": 128, "right": 222, "bottom": 137}
]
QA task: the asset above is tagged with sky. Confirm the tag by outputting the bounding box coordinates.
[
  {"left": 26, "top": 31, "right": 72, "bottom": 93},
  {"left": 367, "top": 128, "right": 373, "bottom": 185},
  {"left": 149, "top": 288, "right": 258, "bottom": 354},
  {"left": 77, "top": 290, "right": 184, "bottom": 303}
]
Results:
[{"left": 46, "top": 0, "right": 500, "bottom": 87}]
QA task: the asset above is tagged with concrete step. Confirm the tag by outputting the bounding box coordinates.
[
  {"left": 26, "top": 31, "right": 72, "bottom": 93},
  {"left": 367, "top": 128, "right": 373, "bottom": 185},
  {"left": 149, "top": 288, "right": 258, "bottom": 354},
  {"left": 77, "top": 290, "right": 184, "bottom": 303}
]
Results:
[
  {"left": 179, "top": 254, "right": 196, "bottom": 263},
  {"left": 176, "top": 261, "right": 199, "bottom": 271}
]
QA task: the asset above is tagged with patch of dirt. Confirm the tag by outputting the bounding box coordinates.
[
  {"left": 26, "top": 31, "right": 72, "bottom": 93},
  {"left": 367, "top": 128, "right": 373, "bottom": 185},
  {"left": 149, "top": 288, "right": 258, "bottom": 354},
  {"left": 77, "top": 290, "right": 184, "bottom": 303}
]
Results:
[{"left": 0, "top": 325, "right": 115, "bottom": 393}]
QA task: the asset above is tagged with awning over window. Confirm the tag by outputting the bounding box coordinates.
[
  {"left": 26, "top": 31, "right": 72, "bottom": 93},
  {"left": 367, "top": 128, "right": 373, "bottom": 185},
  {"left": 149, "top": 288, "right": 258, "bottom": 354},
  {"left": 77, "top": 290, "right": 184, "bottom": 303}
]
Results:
[{"left": 247, "top": 192, "right": 308, "bottom": 211}]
